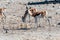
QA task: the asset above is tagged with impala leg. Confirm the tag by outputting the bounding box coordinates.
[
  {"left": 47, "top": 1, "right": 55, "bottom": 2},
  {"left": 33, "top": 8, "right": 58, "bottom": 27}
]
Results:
[
  {"left": 28, "top": 14, "right": 30, "bottom": 23},
  {"left": 38, "top": 15, "right": 41, "bottom": 27},
  {"left": 34, "top": 16, "right": 38, "bottom": 28}
]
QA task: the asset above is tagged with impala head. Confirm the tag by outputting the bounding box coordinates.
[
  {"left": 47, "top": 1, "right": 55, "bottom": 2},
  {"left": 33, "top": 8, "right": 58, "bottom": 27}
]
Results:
[
  {"left": 0, "top": 8, "right": 6, "bottom": 12},
  {"left": 0, "top": 8, "right": 6, "bottom": 10},
  {"left": 0, "top": 8, "right": 6, "bottom": 16},
  {"left": 28, "top": 7, "right": 37, "bottom": 16},
  {"left": 29, "top": 7, "right": 37, "bottom": 13}
]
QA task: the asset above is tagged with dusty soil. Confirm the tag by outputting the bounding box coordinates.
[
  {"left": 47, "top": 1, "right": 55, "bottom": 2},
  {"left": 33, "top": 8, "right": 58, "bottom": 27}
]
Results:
[{"left": 0, "top": 0, "right": 60, "bottom": 40}]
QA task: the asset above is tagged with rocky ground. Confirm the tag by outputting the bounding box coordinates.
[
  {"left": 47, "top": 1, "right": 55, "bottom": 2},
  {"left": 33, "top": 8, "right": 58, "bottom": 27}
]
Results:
[{"left": 0, "top": 0, "right": 60, "bottom": 40}]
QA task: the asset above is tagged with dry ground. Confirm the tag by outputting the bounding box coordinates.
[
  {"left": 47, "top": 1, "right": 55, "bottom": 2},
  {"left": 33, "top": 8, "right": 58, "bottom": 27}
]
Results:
[{"left": 0, "top": 0, "right": 60, "bottom": 40}]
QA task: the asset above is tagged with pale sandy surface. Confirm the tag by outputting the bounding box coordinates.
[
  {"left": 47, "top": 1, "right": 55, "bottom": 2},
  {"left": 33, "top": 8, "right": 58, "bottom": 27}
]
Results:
[{"left": 0, "top": 0, "right": 60, "bottom": 40}]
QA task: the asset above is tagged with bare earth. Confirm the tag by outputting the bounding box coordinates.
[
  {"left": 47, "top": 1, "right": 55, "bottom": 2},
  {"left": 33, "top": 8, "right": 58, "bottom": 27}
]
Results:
[{"left": 0, "top": 0, "right": 60, "bottom": 40}]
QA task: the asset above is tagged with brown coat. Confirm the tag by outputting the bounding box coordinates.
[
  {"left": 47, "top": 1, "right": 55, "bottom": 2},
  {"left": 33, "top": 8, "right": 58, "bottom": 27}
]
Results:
[{"left": 28, "top": 8, "right": 47, "bottom": 17}]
